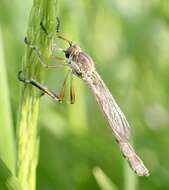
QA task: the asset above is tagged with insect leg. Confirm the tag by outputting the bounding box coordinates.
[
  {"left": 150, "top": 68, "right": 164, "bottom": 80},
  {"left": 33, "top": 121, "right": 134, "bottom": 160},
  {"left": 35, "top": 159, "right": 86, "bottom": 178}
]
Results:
[
  {"left": 40, "top": 19, "right": 72, "bottom": 46},
  {"left": 56, "top": 17, "right": 60, "bottom": 33},
  {"left": 40, "top": 18, "right": 60, "bottom": 35},
  {"left": 24, "top": 37, "right": 67, "bottom": 68},
  {"left": 41, "top": 17, "right": 60, "bottom": 34},
  {"left": 18, "top": 71, "right": 60, "bottom": 102},
  {"left": 70, "top": 73, "right": 75, "bottom": 104},
  {"left": 40, "top": 21, "right": 48, "bottom": 35},
  {"left": 58, "top": 70, "right": 71, "bottom": 102}
]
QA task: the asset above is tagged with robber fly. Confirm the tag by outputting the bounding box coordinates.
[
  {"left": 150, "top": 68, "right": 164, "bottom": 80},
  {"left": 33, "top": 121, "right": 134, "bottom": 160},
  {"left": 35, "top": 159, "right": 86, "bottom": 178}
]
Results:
[{"left": 18, "top": 19, "right": 149, "bottom": 176}]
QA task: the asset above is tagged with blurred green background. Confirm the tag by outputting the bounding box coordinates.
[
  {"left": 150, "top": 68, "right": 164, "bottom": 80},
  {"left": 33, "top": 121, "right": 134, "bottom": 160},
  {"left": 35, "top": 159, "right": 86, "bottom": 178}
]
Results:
[{"left": 0, "top": 0, "right": 169, "bottom": 189}]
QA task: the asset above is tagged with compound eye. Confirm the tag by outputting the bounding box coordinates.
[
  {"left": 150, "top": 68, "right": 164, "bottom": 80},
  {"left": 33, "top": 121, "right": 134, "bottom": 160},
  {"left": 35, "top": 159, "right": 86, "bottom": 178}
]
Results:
[{"left": 65, "top": 52, "right": 69, "bottom": 58}]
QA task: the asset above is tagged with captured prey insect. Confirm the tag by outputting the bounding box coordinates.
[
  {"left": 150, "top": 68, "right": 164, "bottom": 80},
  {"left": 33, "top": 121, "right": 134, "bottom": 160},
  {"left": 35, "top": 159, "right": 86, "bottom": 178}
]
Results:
[{"left": 18, "top": 20, "right": 149, "bottom": 176}]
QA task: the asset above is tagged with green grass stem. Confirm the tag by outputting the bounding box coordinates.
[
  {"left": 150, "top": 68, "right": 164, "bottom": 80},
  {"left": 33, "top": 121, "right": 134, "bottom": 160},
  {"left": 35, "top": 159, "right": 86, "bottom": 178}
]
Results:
[{"left": 16, "top": 0, "right": 58, "bottom": 190}]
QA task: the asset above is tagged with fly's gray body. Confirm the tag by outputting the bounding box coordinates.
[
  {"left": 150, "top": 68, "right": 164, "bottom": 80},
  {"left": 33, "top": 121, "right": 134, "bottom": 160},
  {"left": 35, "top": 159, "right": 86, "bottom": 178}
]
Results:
[
  {"left": 64, "top": 43, "right": 149, "bottom": 176},
  {"left": 19, "top": 37, "right": 149, "bottom": 176}
]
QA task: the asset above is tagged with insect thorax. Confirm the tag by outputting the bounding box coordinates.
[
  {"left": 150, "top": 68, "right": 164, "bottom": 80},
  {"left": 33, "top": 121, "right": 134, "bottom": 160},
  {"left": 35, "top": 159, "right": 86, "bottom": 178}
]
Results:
[{"left": 66, "top": 45, "right": 95, "bottom": 80}]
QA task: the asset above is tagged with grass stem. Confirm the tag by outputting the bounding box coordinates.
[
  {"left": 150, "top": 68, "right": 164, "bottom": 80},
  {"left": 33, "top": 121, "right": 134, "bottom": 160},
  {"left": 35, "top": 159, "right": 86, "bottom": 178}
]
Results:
[{"left": 16, "top": 0, "right": 58, "bottom": 189}]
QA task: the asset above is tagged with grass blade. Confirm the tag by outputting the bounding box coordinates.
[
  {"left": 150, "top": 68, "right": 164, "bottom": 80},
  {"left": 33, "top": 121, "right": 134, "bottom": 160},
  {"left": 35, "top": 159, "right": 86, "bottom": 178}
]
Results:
[
  {"left": 0, "top": 27, "right": 15, "bottom": 173},
  {"left": 93, "top": 167, "right": 118, "bottom": 190}
]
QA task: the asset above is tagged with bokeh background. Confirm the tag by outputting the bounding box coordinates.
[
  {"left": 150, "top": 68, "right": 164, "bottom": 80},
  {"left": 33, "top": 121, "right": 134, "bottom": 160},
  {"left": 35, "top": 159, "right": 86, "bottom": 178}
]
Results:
[{"left": 0, "top": 0, "right": 169, "bottom": 190}]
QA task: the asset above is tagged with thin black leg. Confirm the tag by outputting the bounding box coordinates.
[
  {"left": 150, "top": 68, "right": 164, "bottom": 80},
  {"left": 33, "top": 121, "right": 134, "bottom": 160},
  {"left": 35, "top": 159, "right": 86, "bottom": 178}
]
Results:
[
  {"left": 18, "top": 71, "right": 60, "bottom": 102},
  {"left": 40, "top": 20, "right": 72, "bottom": 46}
]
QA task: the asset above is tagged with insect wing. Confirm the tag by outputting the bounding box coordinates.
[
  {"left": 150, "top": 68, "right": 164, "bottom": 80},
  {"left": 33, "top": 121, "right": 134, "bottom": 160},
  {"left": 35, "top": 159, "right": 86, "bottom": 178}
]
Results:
[{"left": 88, "top": 71, "right": 130, "bottom": 141}]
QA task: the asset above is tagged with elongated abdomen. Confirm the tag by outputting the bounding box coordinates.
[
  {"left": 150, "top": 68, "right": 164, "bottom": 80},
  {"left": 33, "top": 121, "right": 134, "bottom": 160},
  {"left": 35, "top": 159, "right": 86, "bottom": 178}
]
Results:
[
  {"left": 86, "top": 71, "right": 130, "bottom": 141},
  {"left": 85, "top": 71, "right": 149, "bottom": 176}
]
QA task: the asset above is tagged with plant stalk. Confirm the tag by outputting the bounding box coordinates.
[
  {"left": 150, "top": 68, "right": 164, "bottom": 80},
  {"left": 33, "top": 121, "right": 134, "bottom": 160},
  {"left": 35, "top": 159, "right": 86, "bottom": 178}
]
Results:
[{"left": 16, "top": 0, "right": 58, "bottom": 190}]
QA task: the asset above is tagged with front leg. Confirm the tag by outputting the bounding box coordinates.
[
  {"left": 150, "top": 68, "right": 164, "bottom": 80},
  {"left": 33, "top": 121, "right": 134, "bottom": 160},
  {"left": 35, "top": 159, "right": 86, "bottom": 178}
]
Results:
[{"left": 24, "top": 37, "right": 68, "bottom": 68}]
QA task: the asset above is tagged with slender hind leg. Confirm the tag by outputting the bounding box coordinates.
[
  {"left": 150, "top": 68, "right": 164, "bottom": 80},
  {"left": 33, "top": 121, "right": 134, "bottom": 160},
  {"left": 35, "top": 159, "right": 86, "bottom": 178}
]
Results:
[
  {"left": 18, "top": 70, "right": 72, "bottom": 103},
  {"left": 70, "top": 73, "right": 75, "bottom": 104},
  {"left": 57, "top": 70, "right": 71, "bottom": 102},
  {"left": 18, "top": 71, "right": 60, "bottom": 101}
]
